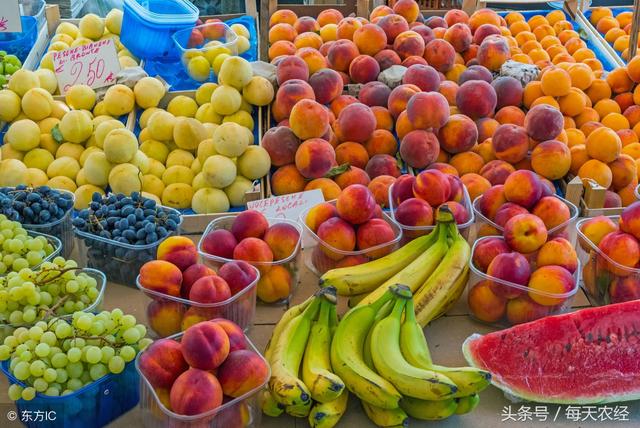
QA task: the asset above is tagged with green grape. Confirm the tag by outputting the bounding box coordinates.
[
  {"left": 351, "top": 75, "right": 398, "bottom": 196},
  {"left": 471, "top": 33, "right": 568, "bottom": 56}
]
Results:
[
  {"left": 85, "top": 346, "right": 102, "bottom": 364},
  {"left": 19, "top": 350, "right": 32, "bottom": 362},
  {"left": 22, "top": 308, "right": 36, "bottom": 323},
  {"left": 55, "top": 322, "right": 72, "bottom": 339},
  {"left": 26, "top": 251, "right": 43, "bottom": 266},
  {"left": 29, "top": 360, "right": 45, "bottom": 377},
  {"left": 122, "top": 328, "right": 141, "bottom": 344},
  {"left": 0, "top": 344, "right": 10, "bottom": 360},
  {"left": 24, "top": 339, "right": 37, "bottom": 350},
  {"left": 76, "top": 314, "right": 92, "bottom": 331},
  {"left": 41, "top": 331, "right": 57, "bottom": 346},
  {"left": 34, "top": 343, "right": 50, "bottom": 358},
  {"left": 66, "top": 361, "right": 83, "bottom": 379},
  {"left": 43, "top": 367, "right": 57, "bottom": 383},
  {"left": 45, "top": 387, "right": 60, "bottom": 396},
  {"left": 110, "top": 308, "right": 123, "bottom": 320},
  {"left": 13, "top": 361, "right": 30, "bottom": 380},
  {"left": 89, "top": 321, "right": 104, "bottom": 336},
  {"left": 8, "top": 310, "right": 23, "bottom": 324},
  {"left": 108, "top": 356, "right": 125, "bottom": 374},
  {"left": 87, "top": 287, "right": 99, "bottom": 300},
  {"left": 40, "top": 291, "right": 52, "bottom": 306},
  {"left": 14, "top": 344, "right": 28, "bottom": 355},
  {"left": 100, "top": 346, "right": 115, "bottom": 364},
  {"left": 51, "top": 353, "right": 68, "bottom": 369},
  {"left": 26, "top": 239, "right": 43, "bottom": 252},
  {"left": 12, "top": 258, "right": 29, "bottom": 271},
  {"left": 135, "top": 324, "right": 147, "bottom": 338},
  {"left": 21, "top": 386, "right": 36, "bottom": 401},
  {"left": 33, "top": 377, "right": 48, "bottom": 392},
  {"left": 55, "top": 368, "right": 68, "bottom": 384},
  {"left": 3, "top": 335, "right": 18, "bottom": 348},
  {"left": 71, "top": 338, "right": 85, "bottom": 348},
  {"left": 28, "top": 326, "right": 43, "bottom": 341},
  {"left": 89, "top": 363, "right": 107, "bottom": 381},
  {"left": 26, "top": 293, "right": 40, "bottom": 306},
  {"left": 119, "top": 346, "right": 136, "bottom": 362},
  {"left": 80, "top": 370, "right": 91, "bottom": 384},
  {"left": 62, "top": 389, "right": 73, "bottom": 396},
  {"left": 74, "top": 301, "right": 85, "bottom": 311},
  {"left": 66, "top": 378, "right": 83, "bottom": 391},
  {"left": 139, "top": 338, "right": 153, "bottom": 351},
  {"left": 65, "top": 280, "right": 79, "bottom": 294},
  {"left": 8, "top": 384, "right": 23, "bottom": 400},
  {"left": 120, "top": 314, "right": 136, "bottom": 329},
  {"left": 35, "top": 321, "right": 47, "bottom": 330},
  {"left": 63, "top": 301, "right": 75, "bottom": 313}
]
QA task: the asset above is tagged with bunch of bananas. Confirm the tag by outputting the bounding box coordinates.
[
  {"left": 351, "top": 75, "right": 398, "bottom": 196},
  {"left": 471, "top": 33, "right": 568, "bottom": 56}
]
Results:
[
  {"left": 321, "top": 206, "right": 470, "bottom": 326},
  {"left": 261, "top": 287, "right": 349, "bottom": 428},
  {"left": 332, "top": 284, "right": 491, "bottom": 426}
]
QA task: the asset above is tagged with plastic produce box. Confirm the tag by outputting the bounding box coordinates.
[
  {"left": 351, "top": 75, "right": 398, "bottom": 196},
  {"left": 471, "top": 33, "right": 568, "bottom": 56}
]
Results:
[
  {"left": 388, "top": 183, "right": 474, "bottom": 243},
  {"left": 468, "top": 236, "right": 580, "bottom": 327},
  {"left": 576, "top": 216, "right": 640, "bottom": 306},
  {"left": 299, "top": 200, "right": 402, "bottom": 277},
  {"left": 136, "top": 332, "right": 268, "bottom": 428},
  {"left": 0, "top": 231, "right": 63, "bottom": 278},
  {"left": 73, "top": 206, "right": 183, "bottom": 287},
  {"left": 173, "top": 21, "right": 238, "bottom": 79},
  {"left": 198, "top": 216, "right": 301, "bottom": 303},
  {"left": 472, "top": 194, "right": 578, "bottom": 242},
  {"left": 1, "top": 359, "right": 139, "bottom": 428},
  {"left": 136, "top": 262, "right": 259, "bottom": 336},
  {"left": 0, "top": 268, "right": 106, "bottom": 342}
]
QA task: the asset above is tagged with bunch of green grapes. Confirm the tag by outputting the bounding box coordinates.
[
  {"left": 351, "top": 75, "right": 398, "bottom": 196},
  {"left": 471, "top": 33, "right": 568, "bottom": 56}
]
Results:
[
  {"left": 0, "top": 310, "right": 152, "bottom": 401},
  {"left": 0, "top": 216, "right": 57, "bottom": 275},
  {"left": 0, "top": 257, "right": 102, "bottom": 327}
]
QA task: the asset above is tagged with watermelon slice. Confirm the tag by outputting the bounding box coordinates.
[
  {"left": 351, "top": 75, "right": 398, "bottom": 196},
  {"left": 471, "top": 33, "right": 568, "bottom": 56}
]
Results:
[{"left": 463, "top": 301, "right": 640, "bottom": 404}]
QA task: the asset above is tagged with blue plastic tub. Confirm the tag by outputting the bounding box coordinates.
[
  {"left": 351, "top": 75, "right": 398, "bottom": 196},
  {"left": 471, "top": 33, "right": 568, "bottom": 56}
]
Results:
[
  {"left": 583, "top": 6, "right": 632, "bottom": 63},
  {"left": 1, "top": 360, "right": 139, "bottom": 428},
  {"left": 0, "top": 16, "right": 38, "bottom": 62},
  {"left": 121, "top": 0, "right": 199, "bottom": 62}
]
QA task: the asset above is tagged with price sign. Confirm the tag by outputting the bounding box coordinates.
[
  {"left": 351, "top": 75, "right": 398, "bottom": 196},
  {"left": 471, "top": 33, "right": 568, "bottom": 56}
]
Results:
[
  {"left": 52, "top": 39, "right": 121, "bottom": 95},
  {"left": 0, "top": 0, "right": 22, "bottom": 33},
  {"left": 246, "top": 189, "right": 325, "bottom": 221}
]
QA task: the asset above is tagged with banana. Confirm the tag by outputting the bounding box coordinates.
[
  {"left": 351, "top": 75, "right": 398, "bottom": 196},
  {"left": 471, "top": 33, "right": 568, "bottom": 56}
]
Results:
[
  {"left": 319, "top": 225, "right": 439, "bottom": 295},
  {"left": 260, "top": 389, "right": 285, "bottom": 417},
  {"left": 357, "top": 223, "right": 449, "bottom": 307},
  {"left": 265, "top": 295, "right": 313, "bottom": 361},
  {"left": 347, "top": 292, "right": 368, "bottom": 308},
  {"left": 400, "top": 396, "right": 458, "bottom": 420},
  {"left": 269, "top": 297, "right": 320, "bottom": 406},
  {"left": 430, "top": 263, "right": 470, "bottom": 321},
  {"left": 400, "top": 298, "right": 491, "bottom": 397},
  {"left": 370, "top": 287, "right": 458, "bottom": 401},
  {"left": 330, "top": 290, "right": 402, "bottom": 409},
  {"left": 363, "top": 300, "right": 393, "bottom": 369},
  {"left": 308, "top": 391, "right": 349, "bottom": 428},
  {"left": 328, "top": 302, "right": 338, "bottom": 337},
  {"left": 456, "top": 394, "right": 480, "bottom": 414},
  {"left": 414, "top": 227, "right": 471, "bottom": 327},
  {"left": 286, "top": 399, "right": 312, "bottom": 418},
  {"left": 362, "top": 401, "right": 409, "bottom": 428},
  {"left": 302, "top": 298, "right": 345, "bottom": 403}
]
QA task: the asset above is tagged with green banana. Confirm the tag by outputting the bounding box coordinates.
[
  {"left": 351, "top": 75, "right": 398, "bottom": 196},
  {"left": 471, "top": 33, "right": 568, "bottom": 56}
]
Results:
[
  {"left": 308, "top": 391, "right": 349, "bottom": 428},
  {"left": 363, "top": 300, "right": 393, "bottom": 369},
  {"left": 259, "top": 389, "right": 285, "bottom": 417},
  {"left": 269, "top": 298, "right": 320, "bottom": 406},
  {"left": 414, "top": 226, "right": 471, "bottom": 327},
  {"left": 362, "top": 401, "right": 409, "bottom": 428},
  {"left": 302, "top": 298, "right": 345, "bottom": 403},
  {"left": 319, "top": 226, "right": 439, "bottom": 295},
  {"left": 347, "top": 292, "right": 368, "bottom": 308},
  {"left": 400, "top": 396, "right": 458, "bottom": 420},
  {"left": 370, "top": 287, "right": 458, "bottom": 401},
  {"left": 400, "top": 299, "right": 491, "bottom": 397},
  {"left": 358, "top": 223, "right": 449, "bottom": 307},
  {"left": 456, "top": 394, "right": 480, "bottom": 414},
  {"left": 286, "top": 399, "right": 312, "bottom": 418},
  {"left": 265, "top": 295, "right": 313, "bottom": 361},
  {"left": 330, "top": 290, "right": 402, "bottom": 410}
]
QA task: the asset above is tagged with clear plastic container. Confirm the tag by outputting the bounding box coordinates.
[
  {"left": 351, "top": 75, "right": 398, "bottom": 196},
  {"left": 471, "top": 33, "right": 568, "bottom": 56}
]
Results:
[
  {"left": 468, "top": 236, "right": 581, "bottom": 327},
  {"left": 1, "top": 358, "right": 139, "bottom": 428},
  {"left": 0, "top": 268, "right": 106, "bottom": 342},
  {"left": 0, "top": 231, "right": 62, "bottom": 278},
  {"left": 136, "top": 332, "right": 269, "bottom": 428},
  {"left": 136, "top": 263, "right": 259, "bottom": 337},
  {"left": 121, "top": 0, "right": 199, "bottom": 62},
  {"left": 576, "top": 216, "right": 640, "bottom": 306},
  {"left": 198, "top": 216, "right": 302, "bottom": 303},
  {"left": 299, "top": 200, "right": 403, "bottom": 277},
  {"left": 73, "top": 206, "right": 183, "bottom": 287},
  {"left": 388, "top": 183, "right": 474, "bottom": 243},
  {"left": 472, "top": 194, "right": 579, "bottom": 241}
]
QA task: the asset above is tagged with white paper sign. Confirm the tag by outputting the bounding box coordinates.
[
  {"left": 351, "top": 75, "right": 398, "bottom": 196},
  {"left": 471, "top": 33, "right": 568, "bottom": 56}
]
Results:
[
  {"left": 247, "top": 189, "right": 325, "bottom": 220},
  {"left": 0, "top": 0, "right": 22, "bottom": 33},
  {"left": 52, "top": 39, "right": 121, "bottom": 95}
]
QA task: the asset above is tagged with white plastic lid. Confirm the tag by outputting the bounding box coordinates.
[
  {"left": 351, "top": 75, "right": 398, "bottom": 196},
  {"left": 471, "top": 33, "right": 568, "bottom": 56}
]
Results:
[{"left": 124, "top": 0, "right": 199, "bottom": 25}]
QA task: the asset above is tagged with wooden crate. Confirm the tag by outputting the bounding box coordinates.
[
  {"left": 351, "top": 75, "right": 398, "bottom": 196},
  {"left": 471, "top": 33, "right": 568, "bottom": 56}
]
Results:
[{"left": 560, "top": 176, "right": 626, "bottom": 217}]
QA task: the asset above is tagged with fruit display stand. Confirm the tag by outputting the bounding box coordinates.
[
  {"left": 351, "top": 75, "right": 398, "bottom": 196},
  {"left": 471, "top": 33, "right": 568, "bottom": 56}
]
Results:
[{"left": 578, "top": 5, "right": 634, "bottom": 66}]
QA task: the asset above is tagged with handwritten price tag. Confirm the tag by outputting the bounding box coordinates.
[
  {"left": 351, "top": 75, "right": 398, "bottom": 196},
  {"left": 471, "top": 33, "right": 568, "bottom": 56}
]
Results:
[
  {"left": 0, "top": 0, "right": 22, "bottom": 33},
  {"left": 52, "top": 39, "right": 121, "bottom": 95},
  {"left": 246, "top": 189, "right": 325, "bottom": 221}
]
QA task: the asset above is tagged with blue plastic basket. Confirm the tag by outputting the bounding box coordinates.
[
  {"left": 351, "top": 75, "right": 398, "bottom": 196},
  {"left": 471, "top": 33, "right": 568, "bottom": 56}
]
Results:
[
  {"left": 0, "top": 16, "right": 38, "bottom": 62},
  {"left": 1, "top": 360, "right": 139, "bottom": 428},
  {"left": 583, "top": 6, "right": 633, "bottom": 64}
]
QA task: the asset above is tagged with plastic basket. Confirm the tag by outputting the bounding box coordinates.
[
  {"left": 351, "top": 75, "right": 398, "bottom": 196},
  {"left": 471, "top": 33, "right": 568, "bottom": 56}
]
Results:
[
  {"left": 468, "top": 236, "right": 580, "bottom": 327},
  {"left": 136, "top": 262, "right": 259, "bottom": 337},
  {"left": 388, "top": 183, "right": 474, "bottom": 243},
  {"left": 299, "top": 200, "right": 403, "bottom": 277},
  {"left": 0, "top": 16, "right": 38, "bottom": 62},
  {"left": 121, "top": 0, "right": 199, "bottom": 62},
  {"left": 198, "top": 216, "right": 301, "bottom": 303},
  {"left": 136, "top": 332, "right": 269, "bottom": 428},
  {"left": 1, "top": 359, "right": 139, "bottom": 428},
  {"left": 73, "top": 206, "right": 183, "bottom": 287}
]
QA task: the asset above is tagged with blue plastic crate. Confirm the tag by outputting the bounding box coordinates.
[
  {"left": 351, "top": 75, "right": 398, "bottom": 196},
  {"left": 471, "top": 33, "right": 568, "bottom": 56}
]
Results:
[
  {"left": 0, "top": 16, "right": 38, "bottom": 62},
  {"left": 583, "top": 6, "right": 632, "bottom": 64},
  {"left": 1, "top": 360, "right": 139, "bottom": 428}
]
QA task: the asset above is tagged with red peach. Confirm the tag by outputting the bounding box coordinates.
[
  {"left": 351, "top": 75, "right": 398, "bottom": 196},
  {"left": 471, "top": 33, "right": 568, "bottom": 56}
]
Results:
[
  {"left": 487, "top": 252, "right": 531, "bottom": 298},
  {"left": 334, "top": 103, "right": 377, "bottom": 143},
  {"left": 401, "top": 55, "right": 427, "bottom": 67},
  {"left": 264, "top": 223, "right": 300, "bottom": 260},
  {"left": 531, "top": 196, "right": 571, "bottom": 231},
  {"left": 368, "top": 175, "right": 396, "bottom": 208},
  {"left": 445, "top": 9, "right": 469, "bottom": 26},
  {"left": 170, "top": 368, "right": 223, "bottom": 416},
  {"left": 491, "top": 124, "right": 529, "bottom": 164},
  {"left": 147, "top": 300, "right": 185, "bottom": 337},
  {"left": 506, "top": 296, "right": 549, "bottom": 325},
  {"left": 598, "top": 231, "right": 640, "bottom": 271},
  {"left": 468, "top": 280, "right": 507, "bottom": 323},
  {"left": 438, "top": 200, "right": 469, "bottom": 224},
  {"left": 528, "top": 266, "right": 575, "bottom": 306},
  {"left": 444, "top": 23, "right": 472, "bottom": 52},
  {"left": 458, "top": 65, "right": 493, "bottom": 84},
  {"left": 290, "top": 99, "right": 330, "bottom": 140},
  {"left": 317, "top": 217, "right": 357, "bottom": 259},
  {"left": 233, "top": 238, "right": 274, "bottom": 266},
  {"left": 182, "top": 263, "right": 217, "bottom": 298},
  {"left": 218, "top": 261, "right": 258, "bottom": 295},
  {"left": 334, "top": 166, "right": 372, "bottom": 189},
  {"left": 330, "top": 94, "right": 358, "bottom": 117},
  {"left": 336, "top": 184, "right": 377, "bottom": 224},
  {"left": 394, "top": 197, "right": 434, "bottom": 237},
  {"left": 492, "top": 76, "right": 524, "bottom": 109},
  {"left": 210, "top": 318, "right": 246, "bottom": 352},
  {"left": 472, "top": 24, "right": 501, "bottom": 45},
  {"left": 461, "top": 173, "right": 491, "bottom": 202},
  {"left": 402, "top": 64, "right": 440, "bottom": 92},
  {"left": 425, "top": 16, "right": 448, "bottom": 29},
  {"left": 504, "top": 170, "right": 544, "bottom": 208},
  {"left": 295, "top": 138, "right": 337, "bottom": 179},
  {"left": 327, "top": 39, "right": 360, "bottom": 72},
  {"left": 456, "top": 80, "right": 497, "bottom": 119},
  {"left": 537, "top": 237, "right": 578, "bottom": 273},
  {"left": 262, "top": 126, "right": 300, "bottom": 167},
  {"left": 472, "top": 237, "right": 511, "bottom": 272},
  {"left": 400, "top": 130, "right": 439, "bottom": 169},
  {"left": 524, "top": 104, "right": 564, "bottom": 142},
  {"left": 336, "top": 254, "right": 369, "bottom": 268},
  {"left": 406, "top": 91, "right": 450, "bottom": 130},
  {"left": 477, "top": 35, "right": 511, "bottom": 71},
  {"left": 217, "top": 350, "right": 269, "bottom": 397},
  {"left": 374, "top": 49, "right": 402, "bottom": 70},
  {"left": 181, "top": 321, "right": 230, "bottom": 370},
  {"left": 504, "top": 214, "right": 548, "bottom": 253},
  {"left": 387, "top": 83, "right": 421, "bottom": 118},
  {"left": 272, "top": 79, "right": 315, "bottom": 122},
  {"left": 479, "top": 160, "right": 516, "bottom": 185},
  {"left": 378, "top": 14, "right": 410, "bottom": 43},
  {"left": 609, "top": 276, "right": 640, "bottom": 303},
  {"left": 189, "top": 275, "right": 231, "bottom": 304},
  {"left": 391, "top": 174, "right": 416, "bottom": 205},
  {"left": 438, "top": 114, "right": 478, "bottom": 154},
  {"left": 349, "top": 55, "right": 381, "bottom": 83},
  {"left": 231, "top": 210, "right": 269, "bottom": 241},
  {"left": 424, "top": 39, "right": 456, "bottom": 72},
  {"left": 308, "top": 68, "right": 343, "bottom": 105},
  {"left": 139, "top": 338, "right": 188, "bottom": 388},
  {"left": 356, "top": 218, "right": 397, "bottom": 257},
  {"left": 393, "top": 0, "right": 420, "bottom": 23},
  {"left": 494, "top": 202, "right": 529, "bottom": 227},
  {"left": 157, "top": 236, "right": 198, "bottom": 272},
  {"left": 620, "top": 202, "right": 640, "bottom": 240},
  {"left": 412, "top": 24, "right": 435, "bottom": 45},
  {"left": 353, "top": 24, "right": 388, "bottom": 56},
  {"left": 139, "top": 260, "right": 182, "bottom": 297},
  {"left": 413, "top": 169, "right": 451, "bottom": 206},
  {"left": 478, "top": 184, "right": 507, "bottom": 219},
  {"left": 359, "top": 81, "right": 392, "bottom": 107},
  {"left": 393, "top": 30, "right": 426, "bottom": 59},
  {"left": 201, "top": 229, "right": 238, "bottom": 260},
  {"left": 276, "top": 56, "right": 309, "bottom": 85},
  {"left": 305, "top": 202, "right": 339, "bottom": 233}
]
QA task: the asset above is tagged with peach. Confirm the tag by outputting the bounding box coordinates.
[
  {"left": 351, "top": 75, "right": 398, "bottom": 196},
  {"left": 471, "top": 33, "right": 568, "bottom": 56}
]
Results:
[
  {"left": 504, "top": 170, "right": 543, "bottom": 208},
  {"left": 444, "top": 9, "right": 469, "bottom": 26},
  {"left": 357, "top": 218, "right": 396, "bottom": 257},
  {"left": 317, "top": 8, "right": 343, "bottom": 26},
  {"left": 334, "top": 166, "right": 371, "bottom": 188},
  {"left": 308, "top": 68, "right": 343, "bottom": 105},
  {"left": 487, "top": 252, "right": 531, "bottom": 298},
  {"left": 330, "top": 94, "right": 358, "bottom": 117},
  {"left": 491, "top": 76, "right": 523, "bottom": 110},
  {"left": 200, "top": 229, "right": 238, "bottom": 260},
  {"left": 537, "top": 237, "right": 578, "bottom": 273},
  {"left": 504, "top": 214, "right": 548, "bottom": 253},
  {"left": 425, "top": 15, "right": 447, "bottom": 28},
  {"left": 473, "top": 237, "right": 511, "bottom": 272},
  {"left": 157, "top": 236, "right": 197, "bottom": 272},
  {"left": 506, "top": 296, "right": 549, "bottom": 324},
  {"left": 204, "top": 320, "right": 245, "bottom": 354},
  {"left": 170, "top": 368, "right": 223, "bottom": 416},
  {"left": 391, "top": 174, "right": 416, "bottom": 205},
  {"left": 395, "top": 110, "right": 414, "bottom": 140},
  {"left": 438, "top": 114, "right": 478, "bottom": 154},
  {"left": 531, "top": 140, "right": 571, "bottom": 180},
  {"left": 461, "top": 173, "right": 491, "bottom": 202},
  {"left": 598, "top": 231, "right": 640, "bottom": 274},
  {"left": 271, "top": 164, "right": 306, "bottom": 195},
  {"left": 456, "top": 80, "right": 497, "bottom": 119},
  {"left": 371, "top": 106, "right": 394, "bottom": 131},
  {"left": 531, "top": 196, "right": 571, "bottom": 231},
  {"left": 609, "top": 276, "right": 640, "bottom": 303},
  {"left": 579, "top": 216, "right": 618, "bottom": 248},
  {"left": 494, "top": 106, "right": 525, "bottom": 126},
  {"left": 439, "top": 200, "right": 469, "bottom": 224},
  {"left": 374, "top": 49, "right": 402, "bottom": 70},
  {"left": 139, "top": 338, "right": 188, "bottom": 388},
  {"left": 262, "top": 126, "right": 300, "bottom": 167},
  {"left": 231, "top": 210, "right": 269, "bottom": 241},
  {"left": 217, "top": 350, "right": 269, "bottom": 397},
  {"left": 264, "top": 223, "right": 300, "bottom": 261},
  {"left": 336, "top": 17, "right": 362, "bottom": 40},
  {"left": 294, "top": 17, "right": 320, "bottom": 34},
  {"left": 610, "top": 154, "right": 637, "bottom": 190},
  {"left": 402, "top": 55, "right": 428, "bottom": 67},
  {"left": 469, "top": 8, "right": 501, "bottom": 32},
  {"left": 477, "top": 35, "right": 511, "bottom": 71},
  {"left": 365, "top": 129, "right": 397, "bottom": 156},
  {"left": 443, "top": 23, "right": 472, "bottom": 53},
  {"left": 327, "top": 39, "right": 359, "bottom": 72},
  {"left": 368, "top": 175, "right": 396, "bottom": 208},
  {"left": 218, "top": 261, "right": 258, "bottom": 295},
  {"left": 399, "top": 130, "right": 439, "bottom": 169},
  {"left": 269, "top": 40, "right": 296, "bottom": 60},
  {"left": 182, "top": 320, "right": 230, "bottom": 370},
  {"left": 413, "top": 24, "right": 435, "bottom": 45},
  {"left": 478, "top": 184, "right": 507, "bottom": 219},
  {"left": 473, "top": 24, "right": 501, "bottom": 45},
  {"left": 458, "top": 65, "right": 493, "bottom": 84},
  {"left": 182, "top": 263, "right": 217, "bottom": 298},
  {"left": 394, "top": 198, "right": 434, "bottom": 236},
  {"left": 334, "top": 103, "right": 377, "bottom": 143},
  {"left": 365, "top": 154, "right": 401, "bottom": 178},
  {"left": 378, "top": 14, "right": 410, "bottom": 43},
  {"left": 290, "top": 99, "right": 330, "bottom": 140},
  {"left": 353, "top": 24, "right": 387, "bottom": 56},
  {"left": 276, "top": 56, "right": 309, "bottom": 85},
  {"left": 370, "top": 5, "right": 394, "bottom": 20},
  {"left": 406, "top": 91, "right": 449, "bottom": 130},
  {"left": 335, "top": 255, "right": 369, "bottom": 268},
  {"left": 256, "top": 265, "right": 292, "bottom": 303},
  {"left": 189, "top": 275, "right": 231, "bottom": 304},
  {"left": 305, "top": 202, "right": 338, "bottom": 232},
  {"left": 468, "top": 280, "right": 507, "bottom": 322},
  {"left": 272, "top": 79, "right": 315, "bottom": 122},
  {"left": 317, "top": 217, "right": 357, "bottom": 259},
  {"left": 476, "top": 118, "right": 499, "bottom": 142},
  {"left": 387, "top": 83, "right": 421, "bottom": 118},
  {"left": 349, "top": 55, "right": 381, "bottom": 84},
  {"left": 450, "top": 152, "right": 484, "bottom": 176},
  {"left": 480, "top": 160, "right": 516, "bottom": 186},
  {"left": 413, "top": 169, "right": 451, "bottom": 206},
  {"left": 424, "top": 39, "right": 456, "bottom": 72},
  {"left": 335, "top": 142, "right": 369, "bottom": 169},
  {"left": 394, "top": 30, "right": 426, "bottom": 59},
  {"left": 604, "top": 190, "right": 623, "bottom": 208},
  {"left": 139, "top": 260, "right": 182, "bottom": 297},
  {"left": 269, "top": 23, "right": 297, "bottom": 43},
  {"left": 147, "top": 300, "right": 185, "bottom": 338},
  {"left": 336, "top": 184, "right": 377, "bottom": 224},
  {"left": 528, "top": 266, "right": 575, "bottom": 306},
  {"left": 402, "top": 64, "right": 440, "bottom": 92},
  {"left": 439, "top": 80, "right": 459, "bottom": 106},
  {"left": 295, "top": 138, "right": 337, "bottom": 179},
  {"left": 393, "top": 0, "right": 420, "bottom": 23},
  {"left": 524, "top": 104, "right": 564, "bottom": 142},
  {"left": 494, "top": 203, "right": 529, "bottom": 227},
  {"left": 233, "top": 238, "right": 274, "bottom": 267},
  {"left": 181, "top": 306, "right": 218, "bottom": 331},
  {"left": 359, "top": 82, "right": 392, "bottom": 107},
  {"left": 620, "top": 202, "right": 640, "bottom": 240}
]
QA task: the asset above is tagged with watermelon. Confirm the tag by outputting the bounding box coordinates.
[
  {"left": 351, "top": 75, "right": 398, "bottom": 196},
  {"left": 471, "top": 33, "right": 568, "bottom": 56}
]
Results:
[{"left": 463, "top": 301, "right": 640, "bottom": 404}]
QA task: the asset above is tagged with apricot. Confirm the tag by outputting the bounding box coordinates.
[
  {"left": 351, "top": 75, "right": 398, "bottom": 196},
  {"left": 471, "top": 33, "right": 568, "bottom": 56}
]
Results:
[
  {"left": 271, "top": 164, "right": 306, "bottom": 195},
  {"left": 586, "top": 127, "right": 621, "bottom": 163},
  {"left": 578, "top": 159, "right": 613, "bottom": 188},
  {"left": 256, "top": 265, "right": 293, "bottom": 303},
  {"left": 139, "top": 260, "right": 182, "bottom": 297},
  {"left": 607, "top": 68, "right": 633, "bottom": 94},
  {"left": 531, "top": 140, "right": 571, "bottom": 180}
]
